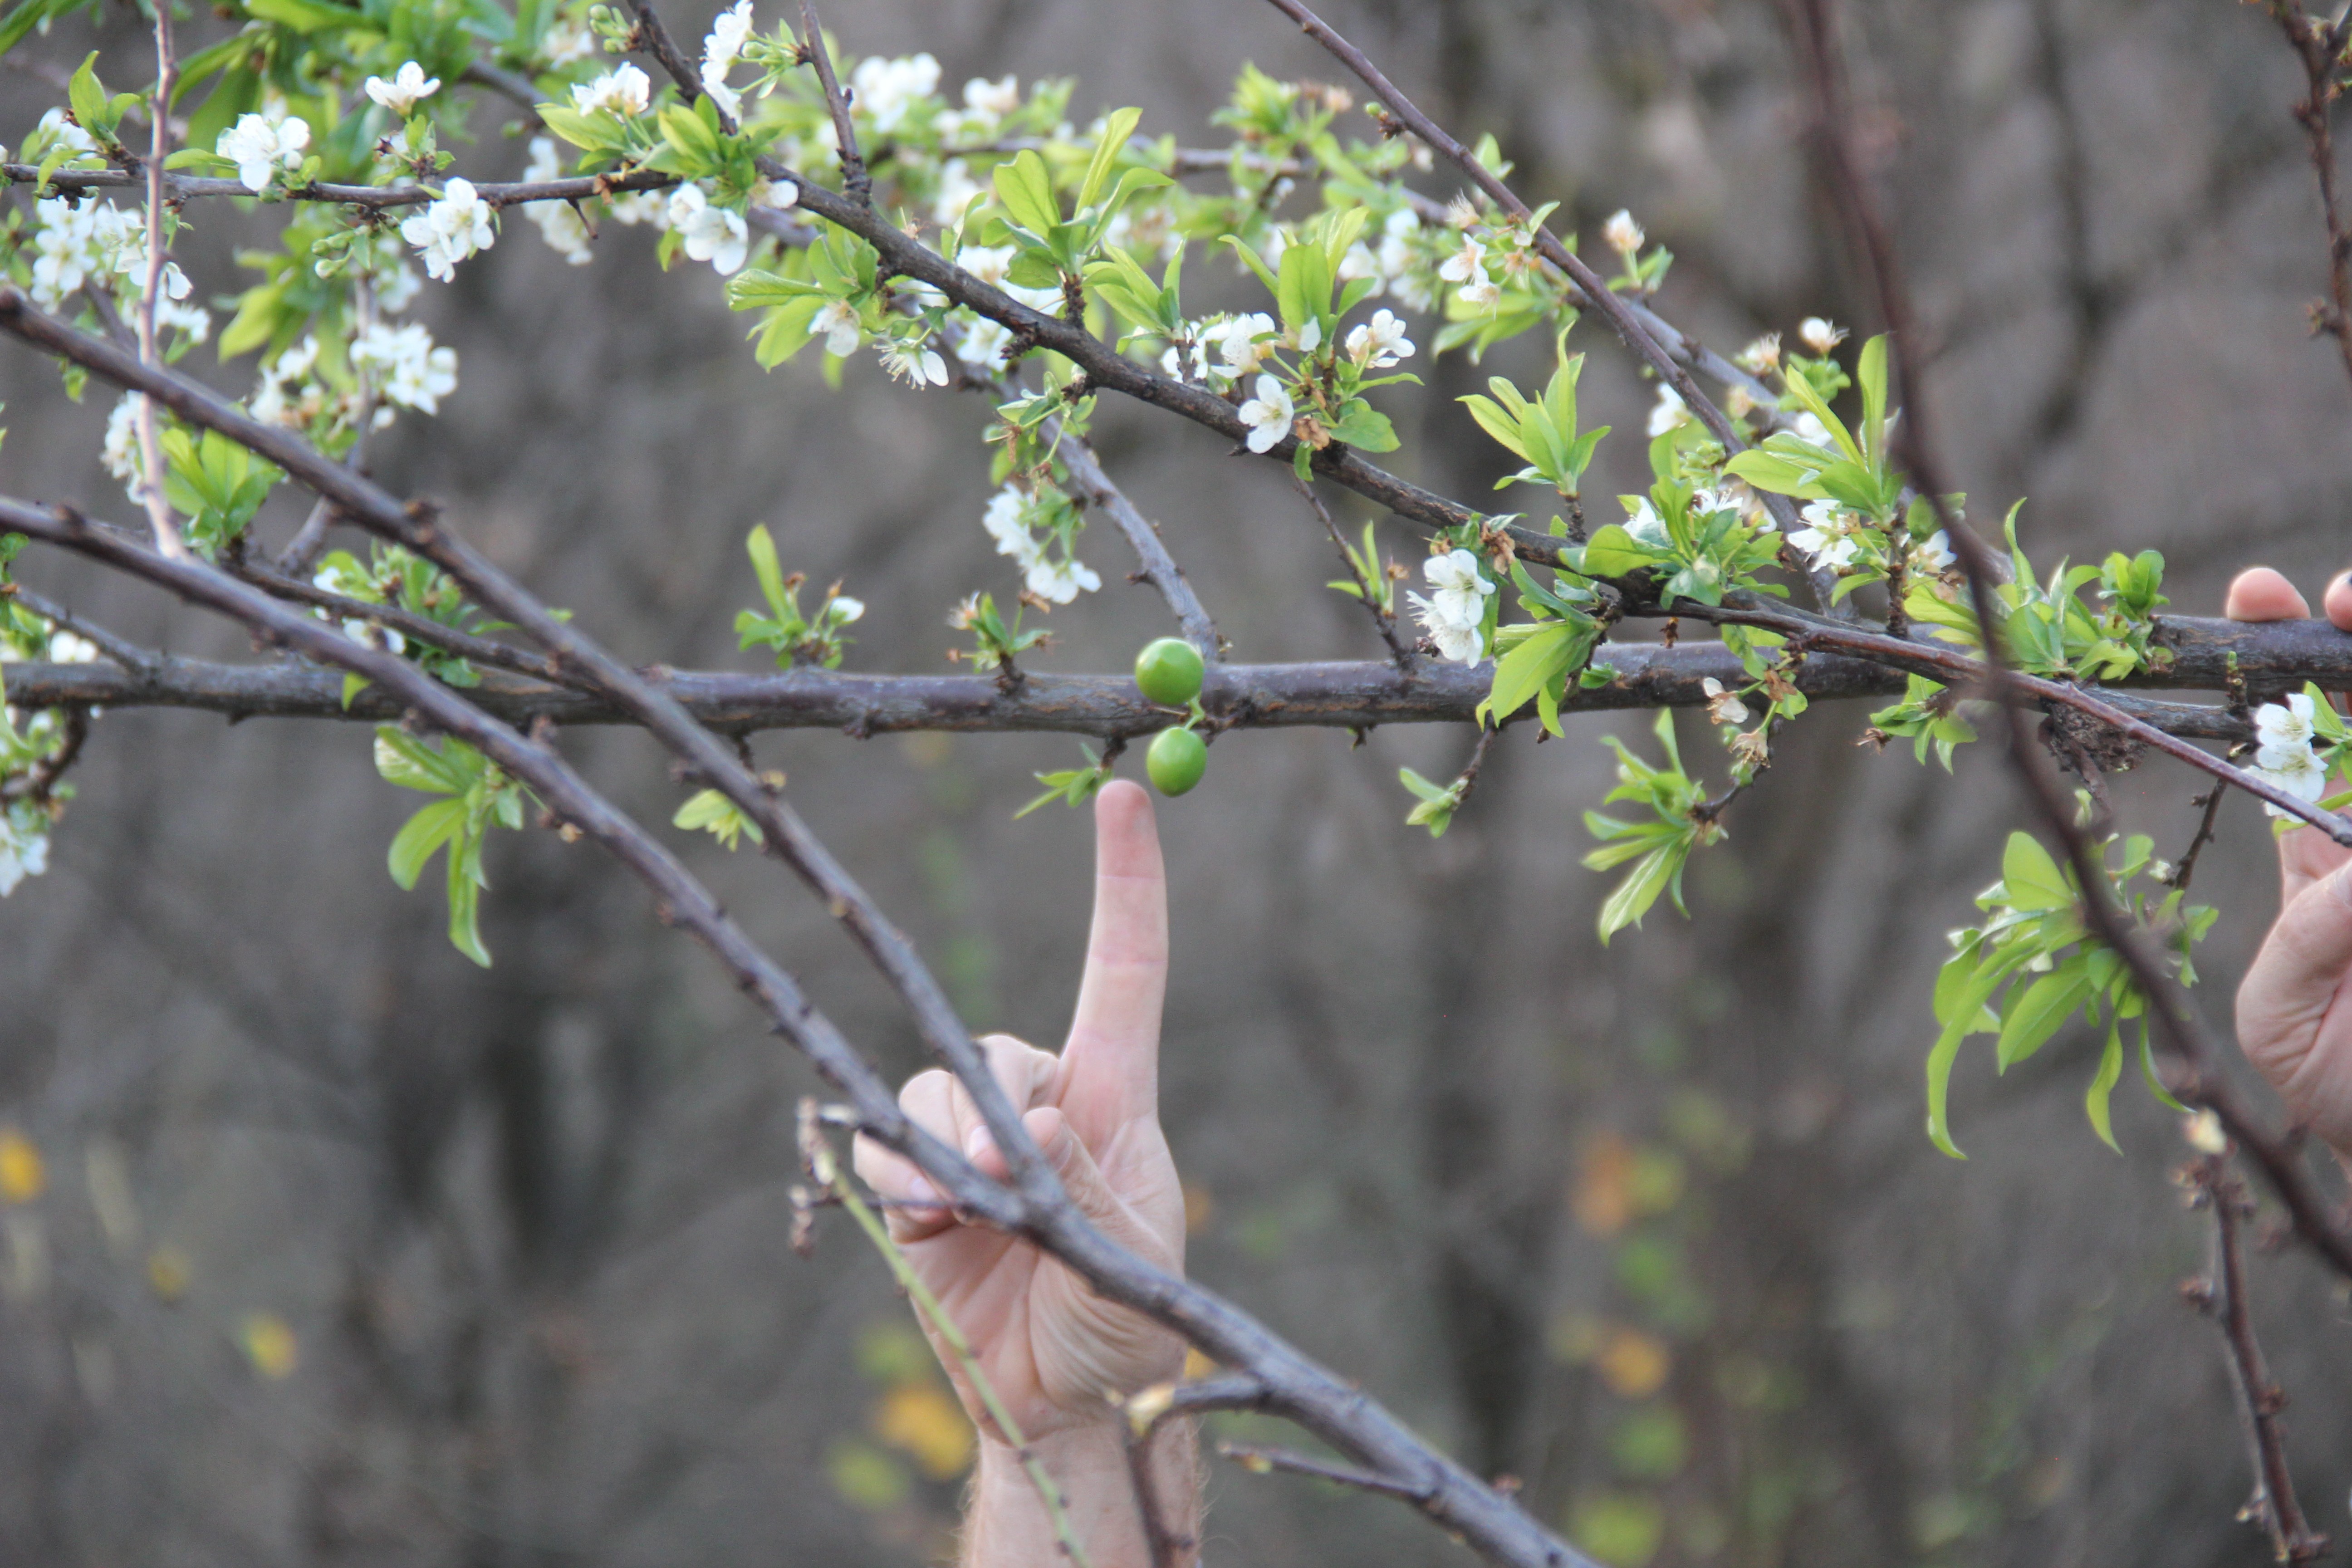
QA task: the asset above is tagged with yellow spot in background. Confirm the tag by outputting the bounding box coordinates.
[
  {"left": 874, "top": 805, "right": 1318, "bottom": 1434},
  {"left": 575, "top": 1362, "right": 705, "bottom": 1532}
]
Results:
[
  {"left": 827, "top": 1437, "right": 911, "bottom": 1512},
  {"left": 1182, "top": 1346, "right": 1218, "bottom": 1381},
  {"left": 240, "top": 1313, "right": 299, "bottom": 1379},
  {"left": 0, "top": 1130, "right": 46, "bottom": 1204},
  {"left": 872, "top": 1383, "right": 974, "bottom": 1481},
  {"left": 1546, "top": 1310, "right": 1606, "bottom": 1366},
  {"left": 1572, "top": 1133, "right": 1632, "bottom": 1237},
  {"left": 1181, "top": 1182, "right": 1216, "bottom": 1236},
  {"left": 147, "top": 1245, "right": 190, "bottom": 1302},
  {"left": 1595, "top": 1327, "right": 1671, "bottom": 1400}
]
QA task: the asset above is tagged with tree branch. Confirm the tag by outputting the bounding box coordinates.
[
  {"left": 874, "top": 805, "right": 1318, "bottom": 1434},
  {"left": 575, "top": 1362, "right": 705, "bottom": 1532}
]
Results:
[
  {"left": 2184, "top": 1155, "right": 2330, "bottom": 1564},
  {"left": 1056, "top": 431, "right": 1221, "bottom": 656}
]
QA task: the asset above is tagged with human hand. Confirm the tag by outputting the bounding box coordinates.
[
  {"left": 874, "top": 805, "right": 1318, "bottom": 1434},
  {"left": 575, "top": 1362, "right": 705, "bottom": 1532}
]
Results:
[
  {"left": 2226, "top": 566, "right": 2352, "bottom": 1156},
  {"left": 853, "top": 778, "right": 1186, "bottom": 1442}
]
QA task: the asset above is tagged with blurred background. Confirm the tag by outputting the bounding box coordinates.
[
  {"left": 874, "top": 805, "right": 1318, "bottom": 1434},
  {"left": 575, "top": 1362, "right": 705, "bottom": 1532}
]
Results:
[{"left": 1, "top": 0, "right": 2349, "bottom": 1563}]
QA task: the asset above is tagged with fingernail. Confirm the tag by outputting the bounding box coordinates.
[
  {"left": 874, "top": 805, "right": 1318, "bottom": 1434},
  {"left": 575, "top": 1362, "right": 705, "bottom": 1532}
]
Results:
[
  {"left": 965, "top": 1124, "right": 994, "bottom": 1160},
  {"left": 907, "top": 1176, "right": 940, "bottom": 1207}
]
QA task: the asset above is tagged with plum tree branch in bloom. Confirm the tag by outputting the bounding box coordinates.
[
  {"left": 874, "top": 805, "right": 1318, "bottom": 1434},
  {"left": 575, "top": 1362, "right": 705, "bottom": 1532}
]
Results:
[
  {"left": 1055, "top": 431, "right": 1220, "bottom": 656},
  {"left": 0, "top": 490, "right": 1617, "bottom": 1568}
]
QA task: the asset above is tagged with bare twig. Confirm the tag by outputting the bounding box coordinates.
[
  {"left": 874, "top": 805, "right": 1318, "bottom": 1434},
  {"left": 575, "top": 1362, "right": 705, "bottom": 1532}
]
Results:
[
  {"left": 2252, "top": 0, "right": 2352, "bottom": 402},
  {"left": 2184, "top": 1156, "right": 2329, "bottom": 1563},
  {"left": 1216, "top": 1441, "right": 1434, "bottom": 1504},
  {"left": 2167, "top": 784, "right": 2230, "bottom": 897},
  {"left": 4, "top": 583, "right": 160, "bottom": 673},
  {"left": 796, "top": 3, "right": 870, "bottom": 207},
  {"left": 1057, "top": 431, "right": 1221, "bottom": 656},
  {"left": 1295, "top": 478, "right": 1412, "bottom": 668}
]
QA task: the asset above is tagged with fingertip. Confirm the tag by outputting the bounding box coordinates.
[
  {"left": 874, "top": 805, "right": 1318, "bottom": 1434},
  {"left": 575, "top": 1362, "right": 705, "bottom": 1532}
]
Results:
[
  {"left": 2225, "top": 567, "right": 2311, "bottom": 622},
  {"left": 1023, "top": 1103, "right": 1069, "bottom": 1161},
  {"left": 2324, "top": 571, "right": 2352, "bottom": 632},
  {"left": 1094, "top": 777, "right": 1165, "bottom": 880}
]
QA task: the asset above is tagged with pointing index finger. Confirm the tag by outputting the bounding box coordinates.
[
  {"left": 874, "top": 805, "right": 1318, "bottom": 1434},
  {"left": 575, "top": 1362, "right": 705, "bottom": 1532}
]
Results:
[{"left": 1058, "top": 778, "right": 1169, "bottom": 1141}]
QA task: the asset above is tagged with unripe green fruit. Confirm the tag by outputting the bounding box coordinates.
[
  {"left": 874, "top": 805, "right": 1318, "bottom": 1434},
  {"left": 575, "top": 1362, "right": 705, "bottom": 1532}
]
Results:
[
  {"left": 1133, "top": 637, "right": 1206, "bottom": 707},
  {"left": 1147, "top": 726, "right": 1208, "bottom": 796}
]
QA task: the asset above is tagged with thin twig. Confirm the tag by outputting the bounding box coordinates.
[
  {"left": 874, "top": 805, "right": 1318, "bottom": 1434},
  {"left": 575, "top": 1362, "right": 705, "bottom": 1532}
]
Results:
[
  {"left": 2184, "top": 1155, "right": 2329, "bottom": 1563},
  {"left": 796, "top": 3, "right": 870, "bottom": 207},
  {"left": 2254, "top": 0, "right": 2352, "bottom": 402},
  {"left": 2167, "top": 784, "right": 2230, "bottom": 897},
  {"left": 1057, "top": 431, "right": 1220, "bottom": 655},
  {"left": 1215, "top": 1441, "right": 1434, "bottom": 1504},
  {"left": 4, "top": 583, "right": 160, "bottom": 672},
  {"left": 1294, "top": 477, "right": 1412, "bottom": 668}
]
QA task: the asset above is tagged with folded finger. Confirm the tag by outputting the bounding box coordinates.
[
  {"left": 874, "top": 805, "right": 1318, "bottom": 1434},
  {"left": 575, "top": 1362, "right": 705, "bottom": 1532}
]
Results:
[
  {"left": 2325, "top": 571, "right": 2352, "bottom": 632},
  {"left": 2225, "top": 567, "right": 2309, "bottom": 622},
  {"left": 946, "top": 1033, "right": 1061, "bottom": 1173},
  {"left": 854, "top": 1070, "right": 960, "bottom": 1242}
]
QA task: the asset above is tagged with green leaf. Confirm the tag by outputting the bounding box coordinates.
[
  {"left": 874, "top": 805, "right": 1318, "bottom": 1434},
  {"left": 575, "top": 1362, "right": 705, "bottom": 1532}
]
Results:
[
  {"left": 744, "top": 523, "right": 793, "bottom": 624},
  {"left": 1596, "top": 839, "right": 1689, "bottom": 944},
  {"left": 387, "top": 797, "right": 467, "bottom": 891},
  {"left": 373, "top": 727, "right": 462, "bottom": 793},
  {"left": 1995, "top": 964, "right": 2094, "bottom": 1070},
  {"left": 67, "top": 52, "right": 106, "bottom": 138},
  {"left": 1077, "top": 105, "right": 1142, "bottom": 211},
  {"left": 2000, "top": 831, "right": 2073, "bottom": 912},
  {"left": 2085, "top": 1021, "right": 2125, "bottom": 1152},
  {"left": 1327, "top": 401, "right": 1397, "bottom": 452},
  {"left": 673, "top": 786, "right": 764, "bottom": 848},
  {"left": 991, "top": 150, "right": 1059, "bottom": 237},
  {"left": 445, "top": 835, "right": 491, "bottom": 967},
  {"left": 242, "top": 0, "right": 365, "bottom": 32}
]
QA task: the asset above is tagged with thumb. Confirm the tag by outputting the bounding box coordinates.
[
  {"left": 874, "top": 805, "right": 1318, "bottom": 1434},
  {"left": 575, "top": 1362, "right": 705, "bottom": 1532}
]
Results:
[
  {"left": 2240, "top": 862, "right": 2352, "bottom": 1092},
  {"left": 1025, "top": 1105, "right": 1169, "bottom": 1264}
]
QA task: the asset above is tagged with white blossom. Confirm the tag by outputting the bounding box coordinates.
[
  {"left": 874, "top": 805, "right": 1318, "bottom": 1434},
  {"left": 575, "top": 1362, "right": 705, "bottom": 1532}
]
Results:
[
  {"left": 962, "top": 74, "right": 1019, "bottom": 120},
  {"left": 1789, "top": 500, "right": 1861, "bottom": 569},
  {"left": 606, "top": 189, "right": 668, "bottom": 227},
  {"left": 1026, "top": 554, "right": 1101, "bottom": 604},
  {"left": 573, "top": 64, "right": 652, "bottom": 117},
  {"left": 1646, "top": 384, "right": 1690, "bottom": 438},
  {"left": 1736, "top": 332, "right": 1782, "bottom": 373},
  {"left": 954, "top": 316, "right": 1011, "bottom": 367},
  {"left": 1406, "top": 590, "right": 1484, "bottom": 664},
  {"left": 1422, "top": 549, "right": 1494, "bottom": 628},
  {"left": 1910, "top": 529, "right": 1955, "bottom": 574},
  {"left": 982, "top": 485, "right": 1037, "bottom": 564},
  {"left": 28, "top": 198, "right": 101, "bottom": 308},
  {"left": 932, "top": 158, "right": 984, "bottom": 224},
  {"left": 1623, "top": 496, "right": 1671, "bottom": 549},
  {"left": 398, "top": 177, "right": 496, "bottom": 281},
  {"left": 1344, "top": 309, "right": 1415, "bottom": 369},
  {"left": 0, "top": 804, "right": 52, "bottom": 897},
  {"left": 1602, "top": 208, "right": 1645, "bottom": 256},
  {"left": 848, "top": 53, "right": 940, "bottom": 132},
  {"left": 100, "top": 393, "right": 147, "bottom": 502},
  {"left": 1798, "top": 315, "right": 1847, "bottom": 355},
  {"left": 2253, "top": 732, "right": 2328, "bottom": 818},
  {"left": 1210, "top": 312, "right": 1279, "bottom": 377},
  {"left": 217, "top": 112, "right": 310, "bottom": 192},
  {"left": 520, "top": 137, "right": 594, "bottom": 265},
  {"left": 1792, "top": 411, "right": 1834, "bottom": 450},
  {"left": 45, "top": 630, "right": 97, "bottom": 664},
  {"left": 1237, "top": 374, "right": 1294, "bottom": 454},
  {"left": 879, "top": 336, "right": 948, "bottom": 387},
  {"left": 541, "top": 17, "right": 596, "bottom": 64},
  {"left": 1701, "top": 677, "right": 1750, "bottom": 726},
  {"left": 353, "top": 321, "right": 459, "bottom": 414},
  {"left": 812, "top": 299, "right": 862, "bottom": 357},
  {"left": 2257, "top": 692, "right": 2318, "bottom": 753},
  {"left": 827, "top": 594, "right": 865, "bottom": 623},
  {"left": 667, "top": 184, "right": 748, "bottom": 274},
  {"left": 364, "top": 61, "right": 441, "bottom": 117},
  {"left": 34, "top": 107, "right": 94, "bottom": 157}
]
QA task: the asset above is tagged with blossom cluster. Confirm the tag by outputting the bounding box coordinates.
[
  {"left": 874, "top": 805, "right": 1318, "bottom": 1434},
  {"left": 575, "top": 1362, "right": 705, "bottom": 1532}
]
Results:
[
  {"left": 1406, "top": 549, "right": 1494, "bottom": 664},
  {"left": 981, "top": 484, "right": 1102, "bottom": 605},
  {"left": 2250, "top": 693, "right": 2333, "bottom": 817}
]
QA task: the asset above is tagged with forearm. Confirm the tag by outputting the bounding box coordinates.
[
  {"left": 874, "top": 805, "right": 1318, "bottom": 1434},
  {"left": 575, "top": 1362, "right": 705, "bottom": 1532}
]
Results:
[{"left": 963, "top": 1418, "right": 1200, "bottom": 1568}]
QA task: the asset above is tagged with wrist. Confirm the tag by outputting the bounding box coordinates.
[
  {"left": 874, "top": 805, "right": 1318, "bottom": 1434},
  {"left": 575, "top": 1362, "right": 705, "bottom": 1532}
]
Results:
[{"left": 966, "top": 1418, "right": 1199, "bottom": 1568}]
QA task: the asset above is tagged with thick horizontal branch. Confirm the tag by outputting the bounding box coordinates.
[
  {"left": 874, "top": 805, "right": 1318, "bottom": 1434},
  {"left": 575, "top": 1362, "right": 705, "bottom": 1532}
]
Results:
[
  {"left": 1, "top": 620, "right": 2315, "bottom": 740},
  {"left": 4, "top": 162, "right": 686, "bottom": 212}
]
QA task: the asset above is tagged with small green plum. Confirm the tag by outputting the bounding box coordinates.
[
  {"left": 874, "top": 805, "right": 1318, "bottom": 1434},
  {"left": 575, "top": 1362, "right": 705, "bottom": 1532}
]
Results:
[{"left": 1146, "top": 725, "right": 1207, "bottom": 796}]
